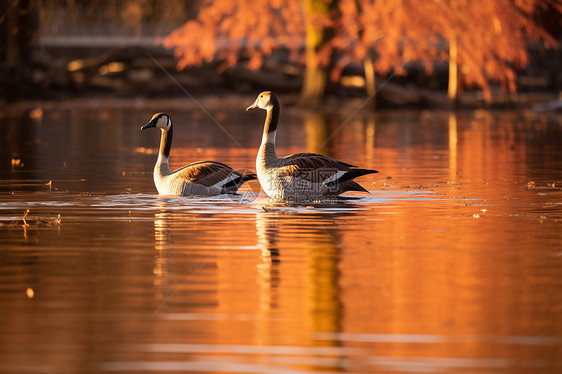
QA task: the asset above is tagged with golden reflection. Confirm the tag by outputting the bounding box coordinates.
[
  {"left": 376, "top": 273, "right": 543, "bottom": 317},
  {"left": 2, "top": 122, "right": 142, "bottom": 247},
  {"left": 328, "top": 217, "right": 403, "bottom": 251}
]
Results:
[
  {"left": 150, "top": 198, "right": 353, "bottom": 358},
  {"left": 304, "top": 111, "right": 332, "bottom": 155},
  {"left": 153, "top": 209, "right": 174, "bottom": 297},
  {"left": 365, "top": 115, "right": 376, "bottom": 165},
  {"left": 448, "top": 111, "right": 458, "bottom": 182},
  {"left": 254, "top": 211, "right": 344, "bottom": 355},
  {"left": 255, "top": 211, "right": 280, "bottom": 314},
  {"left": 4, "top": 107, "right": 562, "bottom": 372},
  {"left": 459, "top": 110, "right": 528, "bottom": 183}
]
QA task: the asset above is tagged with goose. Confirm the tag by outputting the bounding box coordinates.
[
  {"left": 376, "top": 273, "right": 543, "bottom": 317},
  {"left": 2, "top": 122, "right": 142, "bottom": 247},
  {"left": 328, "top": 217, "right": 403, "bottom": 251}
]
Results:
[
  {"left": 246, "top": 91, "right": 378, "bottom": 202},
  {"left": 141, "top": 113, "right": 256, "bottom": 196}
]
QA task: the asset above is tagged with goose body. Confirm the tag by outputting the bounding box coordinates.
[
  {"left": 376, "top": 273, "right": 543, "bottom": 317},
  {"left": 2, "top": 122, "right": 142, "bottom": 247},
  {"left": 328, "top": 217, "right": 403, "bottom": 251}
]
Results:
[
  {"left": 247, "top": 92, "right": 378, "bottom": 202},
  {"left": 141, "top": 113, "right": 256, "bottom": 196}
]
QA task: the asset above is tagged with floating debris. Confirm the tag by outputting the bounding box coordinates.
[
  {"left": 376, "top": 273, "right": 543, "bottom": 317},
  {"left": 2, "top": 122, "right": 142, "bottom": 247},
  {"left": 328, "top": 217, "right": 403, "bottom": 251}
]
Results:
[
  {"left": 0, "top": 179, "right": 53, "bottom": 192},
  {"left": 22, "top": 209, "right": 29, "bottom": 227},
  {"left": 26, "top": 288, "right": 34, "bottom": 299},
  {"left": 0, "top": 210, "right": 61, "bottom": 227},
  {"left": 525, "top": 180, "right": 561, "bottom": 190}
]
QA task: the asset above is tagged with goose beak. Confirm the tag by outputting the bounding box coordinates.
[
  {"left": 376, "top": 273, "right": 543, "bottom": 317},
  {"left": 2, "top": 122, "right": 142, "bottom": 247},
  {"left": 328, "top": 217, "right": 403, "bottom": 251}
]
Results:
[
  {"left": 141, "top": 119, "right": 157, "bottom": 130},
  {"left": 246, "top": 98, "right": 259, "bottom": 111}
]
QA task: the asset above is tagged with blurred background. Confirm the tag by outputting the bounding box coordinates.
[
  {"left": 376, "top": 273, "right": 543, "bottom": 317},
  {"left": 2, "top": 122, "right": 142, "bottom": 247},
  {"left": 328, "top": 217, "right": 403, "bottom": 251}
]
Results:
[{"left": 0, "top": 0, "right": 560, "bottom": 107}]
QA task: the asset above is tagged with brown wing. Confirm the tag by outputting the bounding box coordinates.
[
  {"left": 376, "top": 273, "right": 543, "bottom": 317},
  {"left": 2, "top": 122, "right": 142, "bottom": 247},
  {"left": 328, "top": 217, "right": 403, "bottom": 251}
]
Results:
[
  {"left": 274, "top": 153, "right": 355, "bottom": 176},
  {"left": 264, "top": 153, "right": 355, "bottom": 186},
  {"left": 173, "top": 161, "right": 239, "bottom": 187},
  {"left": 272, "top": 153, "right": 377, "bottom": 187}
]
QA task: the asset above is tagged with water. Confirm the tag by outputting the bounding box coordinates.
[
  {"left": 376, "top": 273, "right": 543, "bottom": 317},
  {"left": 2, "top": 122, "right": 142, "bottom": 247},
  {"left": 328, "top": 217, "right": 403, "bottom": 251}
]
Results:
[{"left": 1, "top": 99, "right": 561, "bottom": 373}]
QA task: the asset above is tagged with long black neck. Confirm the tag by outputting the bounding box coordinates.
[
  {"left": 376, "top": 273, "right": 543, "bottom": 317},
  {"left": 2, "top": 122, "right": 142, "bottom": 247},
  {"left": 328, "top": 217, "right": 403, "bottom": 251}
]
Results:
[
  {"left": 264, "top": 94, "right": 280, "bottom": 135},
  {"left": 259, "top": 95, "right": 280, "bottom": 163},
  {"left": 160, "top": 125, "right": 173, "bottom": 159}
]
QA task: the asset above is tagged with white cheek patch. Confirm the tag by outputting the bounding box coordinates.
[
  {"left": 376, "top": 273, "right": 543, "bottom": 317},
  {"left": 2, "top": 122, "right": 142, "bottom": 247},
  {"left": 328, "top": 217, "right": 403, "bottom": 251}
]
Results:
[
  {"left": 158, "top": 116, "right": 170, "bottom": 130},
  {"left": 263, "top": 129, "right": 276, "bottom": 144},
  {"left": 323, "top": 171, "right": 347, "bottom": 185}
]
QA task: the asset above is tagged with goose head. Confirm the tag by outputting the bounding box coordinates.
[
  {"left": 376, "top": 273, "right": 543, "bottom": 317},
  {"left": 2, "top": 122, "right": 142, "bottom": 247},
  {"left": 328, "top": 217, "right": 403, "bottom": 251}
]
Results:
[
  {"left": 141, "top": 113, "right": 172, "bottom": 132},
  {"left": 246, "top": 91, "right": 276, "bottom": 111}
]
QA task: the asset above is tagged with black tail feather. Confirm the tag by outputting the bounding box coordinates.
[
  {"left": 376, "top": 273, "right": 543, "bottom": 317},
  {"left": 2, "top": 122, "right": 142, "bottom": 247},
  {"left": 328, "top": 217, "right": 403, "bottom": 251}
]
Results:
[
  {"left": 325, "top": 168, "right": 378, "bottom": 187},
  {"left": 344, "top": 181, "right": 371, "bottom": 193},
  {"left": 222, "top": 172, "right": 257, "bottom": 191}
]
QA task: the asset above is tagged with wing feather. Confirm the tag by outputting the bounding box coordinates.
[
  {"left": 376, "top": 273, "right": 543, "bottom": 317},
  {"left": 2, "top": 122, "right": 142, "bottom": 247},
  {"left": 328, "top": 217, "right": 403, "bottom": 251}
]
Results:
[
  {"left": 282, "top": 153, "right": 357, "bottom": 169},
  {"left": 269, "top": 153, "right": 377, "bottom": 187},
  {"left": 174, "top": 161, "right": 242, "bottom": 188},
  {"left": 270, "top": 153, "right": 355, "bottom": 183}
]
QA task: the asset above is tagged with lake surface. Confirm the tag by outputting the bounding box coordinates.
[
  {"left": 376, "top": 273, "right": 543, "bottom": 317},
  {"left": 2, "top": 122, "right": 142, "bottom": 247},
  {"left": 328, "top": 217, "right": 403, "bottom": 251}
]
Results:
[{"left": 1, "top": 97, "right": 561, "bottom": 373}]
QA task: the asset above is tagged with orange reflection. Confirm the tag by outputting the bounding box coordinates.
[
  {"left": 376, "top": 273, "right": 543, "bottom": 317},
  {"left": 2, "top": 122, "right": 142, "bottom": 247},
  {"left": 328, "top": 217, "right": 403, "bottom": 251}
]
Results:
[
  {"left": 448, "top": 111, "right": 458, "bottom": 183},
  {"left": 212, "top": 211, "right": 345, "bottom": 352},
  {"left": 151, "top": 206, "right": 349, "bottom": 369},
  {"left": 304, "top": 111, "right": 333, "bottom": 156},
  {"left": 145, "top": 109, "right": 562, "bottom": 372}
]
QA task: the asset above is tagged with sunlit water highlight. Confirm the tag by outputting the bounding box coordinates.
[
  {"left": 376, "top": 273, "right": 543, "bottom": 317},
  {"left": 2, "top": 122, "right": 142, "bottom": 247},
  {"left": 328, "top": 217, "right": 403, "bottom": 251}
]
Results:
[{"left": 1, "top": 103, "right": 561, "bottom": 373}]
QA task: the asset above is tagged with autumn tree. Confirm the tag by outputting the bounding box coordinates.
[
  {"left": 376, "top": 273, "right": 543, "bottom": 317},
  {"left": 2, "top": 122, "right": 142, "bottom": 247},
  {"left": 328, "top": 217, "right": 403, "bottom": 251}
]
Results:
[
  {"left": 335, "top": 0, "right": 559, "bottom": 102},
  {"left": 439, "top": 0, "right": 559, "bottom": 102},
  {"left": 332, "top": 0, "right": 448, "bottom": 104},
  {"left": 163, "top": 0, "right": 345, "bottom": 103},
  {"left": 162, "top": 1, "right": 303, "bottom": 76},
  {"left": 164, "top": 0, "right": 559, "bottom": 103},
  {"left": 301, "top": 0, "right": 339, "bottom": 103}
]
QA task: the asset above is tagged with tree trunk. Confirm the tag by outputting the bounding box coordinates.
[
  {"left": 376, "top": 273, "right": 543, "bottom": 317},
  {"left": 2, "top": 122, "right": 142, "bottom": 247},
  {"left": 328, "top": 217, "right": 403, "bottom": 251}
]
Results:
[
  {"left": 364, "top": 52, "right": 377, "bottom": 109},
  {"left": 448, "top": 31, "right": 459, "bottom": 104},
  {"left": 302, "top": 49, "right": 327, "bottom": 104},
  {"left": 1, "top": 0, "right": 38, "bottom": 99},
  {"left": 301, "top": 0, "right": 337, "bottom": 104}
]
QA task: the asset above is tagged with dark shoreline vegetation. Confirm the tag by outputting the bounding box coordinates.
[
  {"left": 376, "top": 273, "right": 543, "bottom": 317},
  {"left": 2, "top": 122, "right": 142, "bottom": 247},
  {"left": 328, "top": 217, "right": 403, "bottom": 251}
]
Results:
[
  {"left": 1, "top": 1, "right": 560, "bottom": 110},
  {"left": 2, "top": 46, "right": 560, "bottom": 111}
]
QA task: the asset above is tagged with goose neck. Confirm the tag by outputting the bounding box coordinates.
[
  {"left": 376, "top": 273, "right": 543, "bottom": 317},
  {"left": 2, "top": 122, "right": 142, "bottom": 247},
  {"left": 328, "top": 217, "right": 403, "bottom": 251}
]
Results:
[
  {"left": 156, "top": 127, "right": 172, "bottom": 175},
  {"left": 160, "top": 126, "right": 173, "bottom": 157},
  {"left": 262, "top": 105, "right": 279, "bottom": 145}
]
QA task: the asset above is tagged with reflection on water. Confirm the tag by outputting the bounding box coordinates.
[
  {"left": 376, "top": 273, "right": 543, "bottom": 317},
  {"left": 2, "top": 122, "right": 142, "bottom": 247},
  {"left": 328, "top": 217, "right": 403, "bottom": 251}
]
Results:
[
  {"left": 305, "top": 111, "right": 334, "bottom": 156},
  {"left": 1, "top": 103, "right": 562, "bottom": 373},
  {"left": 256, "top": 211, "right": 343, "bottom": 342},
  {"left": 448, "top": 112, "right": 458, "bottom": 183}
]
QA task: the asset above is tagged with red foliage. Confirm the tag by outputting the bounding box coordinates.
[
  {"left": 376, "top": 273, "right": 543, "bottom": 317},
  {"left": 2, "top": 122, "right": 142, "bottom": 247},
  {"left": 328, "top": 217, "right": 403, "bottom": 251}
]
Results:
[
  {"left": 162, "top": 0, "right": 305, "bottom": 72},
  {"left": 163, "top": 0, "right": 559, "bottom": 95}
]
